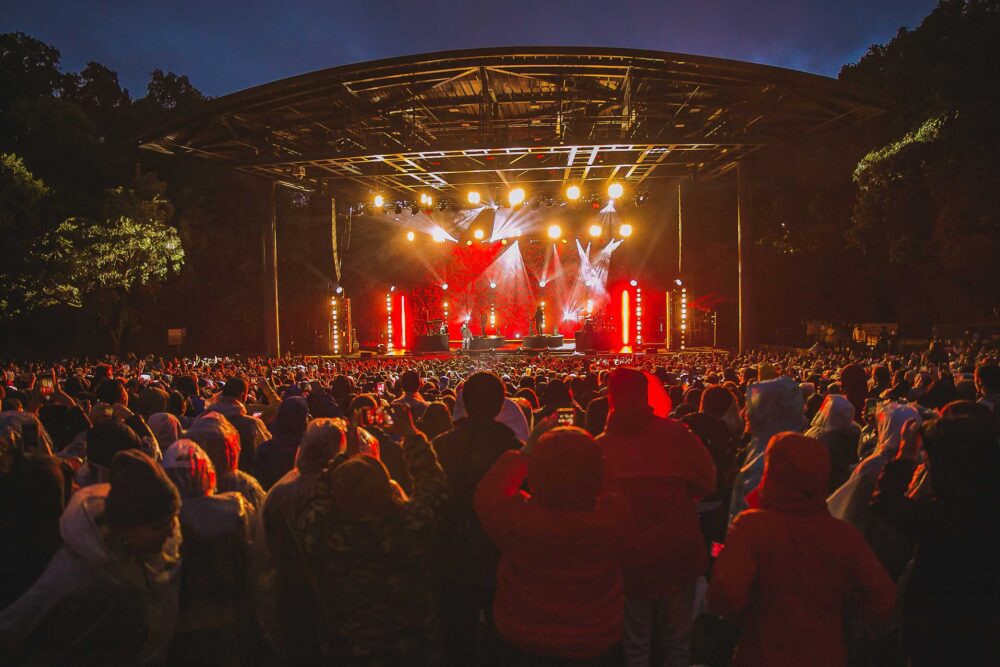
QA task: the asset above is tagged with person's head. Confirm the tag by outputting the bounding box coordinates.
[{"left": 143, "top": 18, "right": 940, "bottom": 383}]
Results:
[
  {"left": 700, "top": 385, "right": 735, "bottom": 419},
  {"left": 185, "top": 412, "right": 240, "bottom": 475},
  {"left": 540, "top": 379, "right": 571, "bottom": 408},
  {"left": 222, "top": 377, "right": 249, "bottom": 403},
  {"left": 463, "top": 372, "right": 505, "bottom": 419},
  {"left": 759, "top": 432, "right": 830, "bottom": 515},
  {"left": 920, "top": 415, "right": 1000, "bottom": 504},
  {"left": 872, "top": 365, "right": 891, "bottom": 388},
  {"left": 975, "top": 364, "right": 1000, "bottom": 397},
  {"left": 95, "top": 379, "right": 128, "bottom": 407},
  {"left": 528, "top": 426, "right": 604, "bottom": 511},
  {"left": 162, "top": 439, "right": 217, "bottom": 498},
  {"left": 418, "top": 402, "right": 452, "bottom": 440},
  {"left": 349, "top": 394, "right": 378, "bottom": 414},
  {"left": 296, "top": 418, "right": 346, "bottom": 475},
  {"left": 87, "top": 420, "right": 142, "bottom": 469},
  {"left": 136, "top": 386, "right": 169, "bottom": 420},
  {"left": 167, "top": 390, "right": 187, "bottom": 418},
  {"left": 400, "top": 369, "right": 421, "bottom": 394},
  {"left": 148, "top": 412, "right": 182, "bottom": 452},
  {"left": 274, "top": 396, "right": 310, "bottom": 436},
  {"left": 104, "top": 450, "right": 180, "bottom": 555},
  {"left": 328, "top": 455, "right": 394, "bottom": 519},
  {"left": 607, "top": 368, "right": 648, "bottom": 411}
]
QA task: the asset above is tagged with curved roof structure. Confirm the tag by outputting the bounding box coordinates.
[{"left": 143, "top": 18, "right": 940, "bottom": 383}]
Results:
[{"left": 139, "top": 46, "right": 886, "bottom": 195}]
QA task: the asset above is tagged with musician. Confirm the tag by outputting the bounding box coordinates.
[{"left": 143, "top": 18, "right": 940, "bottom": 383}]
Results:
[
  {"left": 480, "top": 311, "right": 488, "bottom": 337},
  {"left": 461, "top": 320, "right": 472, "bottom": 350},
  {"left": 532, "top": 305, "right": 544, "bottom": 336}
]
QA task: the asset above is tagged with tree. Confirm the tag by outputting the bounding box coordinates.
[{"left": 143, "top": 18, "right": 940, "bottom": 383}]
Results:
[{"left": 30, "top": 172, "right": 184, "bottom": 353}]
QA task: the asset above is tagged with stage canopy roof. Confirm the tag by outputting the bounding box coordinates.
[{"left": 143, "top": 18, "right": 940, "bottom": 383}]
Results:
[{"left": 139, "top": 47, "right": 886, "bottom": 196}]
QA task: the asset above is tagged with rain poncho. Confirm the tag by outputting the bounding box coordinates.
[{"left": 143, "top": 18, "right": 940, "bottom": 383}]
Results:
[
  {"left": 148, "top": 412, "right": 182, "bottom": 453},
  {"left": 728, "top": 376, "right": 806, "bottom": 522},
  {"left": 0, "top": 483, "right": 181, "bottom": 665},
  {"left": 186, "top": 412, "right": 265, "bottom": 510},
  {"left": 805, "top": 394, "right": 862, "bottom": 491}
]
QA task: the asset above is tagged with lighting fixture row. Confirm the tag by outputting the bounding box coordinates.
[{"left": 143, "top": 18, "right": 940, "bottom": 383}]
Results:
[
  {"left": 405, "top": 224, "right": 633, "bottom": 243},
  {"left": 373, "top": 182, "right": 627, "bottom": 209}
]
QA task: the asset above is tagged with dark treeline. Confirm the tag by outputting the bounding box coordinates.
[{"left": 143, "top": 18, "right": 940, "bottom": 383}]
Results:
[{"left": 1, "top": 0, "right": 998, "bottom": 355}]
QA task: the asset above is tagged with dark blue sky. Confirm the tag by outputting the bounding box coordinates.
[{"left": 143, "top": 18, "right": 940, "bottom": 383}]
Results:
[{"left": 3, "top": 0, "right": 938, "bottom": 98}]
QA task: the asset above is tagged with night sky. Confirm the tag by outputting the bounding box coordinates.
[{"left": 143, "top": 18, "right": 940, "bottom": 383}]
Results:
[{"left": 3, "top": 0, "right": 937, "bottom": 98}]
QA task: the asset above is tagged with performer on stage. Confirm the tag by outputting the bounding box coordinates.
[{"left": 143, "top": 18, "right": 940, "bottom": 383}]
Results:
[
  {"left": 480, "top": 311, "right": 488, "bottom": 337},
  {"left": 461, "top": 320, "right": 472, "bottom": 350},
  {"left": 532, "top": 305, "right": 544, "bottom": 336}
]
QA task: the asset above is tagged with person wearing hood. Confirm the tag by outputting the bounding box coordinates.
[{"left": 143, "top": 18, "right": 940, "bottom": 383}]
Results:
[
  {"left": 804, "top": 394, "right": 861, "bottom": 492},
  {"left": 75, "top": 419, "right": 143, "bottom": 488},
  {"left": 433, "top": 371, "right": 524, "bottom": 665},
  {"left": 0, "top": 450, "right": 182, "bottom": 665},
  {"left": 205, "top": 377, "right": 271, "bottom": 472},
  {"left": 827, "top": 401, "right": 920, "bottom": 580},
  {"left": 871, "top": 415, "right": 1000, "bottom": 665},
  {"left": 709, "top": 433, "right": 896, "bottom": 667},
  {"left": 186, "top": 412, "right": 265, "bottom": 510},
  {"left": 261, "top": 418, "right": 345, "bottom": 664},
  {"left": 161, "top": 440, "right": 256, "bottom": 666},
  {"left": 729, "top": 376, "right": 806, "bottom": 523},
  {"left": 0, "top": 412, "right": 72, "bottom": 611},
  {"left": 253, "top": 396, "right": 309, "bottom": 491},
  {"left": 840, "top": 363, "right": 870, "bottom": 422},
  {"left": 297, "top": 405, "right": 449, "bottom": 665},
  {"left": 475, "top": 426, "right": 630, "bottom": 664},
  {"left": 596, "top": 368, "right": 716, "bottom": 667},
  {"left": 148, "top": 412, "right": 182, "bottom": 453}
]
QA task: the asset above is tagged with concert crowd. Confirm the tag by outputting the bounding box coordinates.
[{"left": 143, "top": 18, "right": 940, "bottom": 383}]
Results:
[{"left": 1, "top": 337, "right": 999, "bottom": 666}]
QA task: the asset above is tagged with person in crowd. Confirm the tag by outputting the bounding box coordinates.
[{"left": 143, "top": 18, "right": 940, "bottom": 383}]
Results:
[
  {"left": 828, "top": 401, "right": 921, "bottom": 581},
  {"left": 596, "top": 368, "right": 716, "bottom": 667},
  {"left": 418, "top": 401, "right": 452, "bottom": 440},
  {"left": 0, "top": 450, "right": 182, "bottom": 665},
  {"left": 0, "top": 412, "right": 71, "bottom": 611},
  {"left": 161, "top": 440, "right": 256, "bottom": 666},
  {"left": 136, "top": 386, "right": 170, "bottom": 421},
  {"left": 393, "top": 369, "right": 430, "bottom": 420},
  {"left": 76, "top": 419, "right": 143, "bottom": 487},
  {"left": 148, "top": 411, "right": 182, "bottom": 453},
  {"left": 871, "top": 415, "right": 1000, "bottom": 665},
  {"left": 682, "top": 385, "right": 741, "bottom": 548},
  {"left": 297, "top": 405, "right": 449, "bottom": 665},
  {"left": 433, "top": 371, "right": 524, "bottom": 665},
  {"left": 534, "top": 379, "right": 581, "bottom": 423},
  {"left": 804, "top": 394, "right": 862, "bottom": 491},
  {"left": 475, "top": 426, "right": 630, "bottom": 666},
  {"left": 729, "top": 375, "right": 806, "bottom": 522},
  {"left": 205, "top": 377, "right": 271, "bottom": 472},
  {"left": 253, "top": 396, "right": 309, "bottom": 491},
  {"left": 709, "top": 433, "right": 896, "bottom": 666},
  {"left": 839, "top": 363, "right": 870, "bottom": 422},
  {"left": 974, "top": 363, "right": 1000, "bottom": 419},
  {"left": 185, "top": 411, "right": 266, "bottom": 510},
  {"left": 261, "top": 418, "right": 345, "bottom": 664}
]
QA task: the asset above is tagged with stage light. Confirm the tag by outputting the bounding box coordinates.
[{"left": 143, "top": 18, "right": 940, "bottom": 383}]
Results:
[
  {"left": 432, "top": 228, "right": 447, "bottom": 243},
  {"left": 374, "top": 194, "right": 384, "bottom": 207},
  {"left": 608, "top": 182, "right": 624, "bottom": 199},
  {"left": 501, "top": 239, "right": 508, "bottom": 246},
  {"left": 405, "top": 231, "right": 415, "bottom": 242},
  {"left": 466, "top": 240, "right": 473, "bottom": 246},
  {"left": 588, "top": 224, "right": 602, "bottom": 238},
  {"left": 468, "top": 191, "right": 481, "bottom": 205},
  {"left": 566, "top": 185, "right": 581, "bottom": 201},
  {"left": 473, "top": 228, "right": 485, "bottom": 240},
  {"left": 508, "top": 187, "right": 526, "bottom": 206},
  {"left": 335, "top": 286, "right": 344, "bottom": 295},
  {"left": 489, "top": 282, "right": 497, "bottom": 289},
  {"left": 630, "top": 279, "right": 638, "bottom": 287},
  {"left": 539, "top": 280, "right": 546, "bottom": 288},
  {"left": 674, "top": 278, "right": 683, "bottom": 286},
  {"left": 547, "top": 225, "right": 562, "bottom": 240},
  {"left": 620, "top": 224, "right": 633, "bottom": 238},
  {"left": 425, "top": 196, "right": 433, "bottom": 207},
  {"left": 441, "top": 283, "right": 449, "bottom": 290},
  {"left": 390, "top": 285, "right": 396, "bottom": 292}
]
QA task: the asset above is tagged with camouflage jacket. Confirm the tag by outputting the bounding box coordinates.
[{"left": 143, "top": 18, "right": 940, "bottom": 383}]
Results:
[{"left": 298, "top": 432, "right": 449, "bottom": 665}]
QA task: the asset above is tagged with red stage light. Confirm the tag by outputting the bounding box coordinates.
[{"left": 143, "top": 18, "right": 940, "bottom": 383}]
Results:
[{"left": 621, "top": 289, "right": 630, "bottom": 346}]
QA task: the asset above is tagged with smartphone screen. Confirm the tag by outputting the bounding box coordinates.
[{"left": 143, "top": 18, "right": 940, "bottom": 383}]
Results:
[
  {"left": 39, "top": 378, "right": 54, "bottom": 396},
  {"left": 377, "top": 382, "right": 386, "bottom": 394},
  {"left": 556, "top": 407, "right": 575, "bottom": 426}
]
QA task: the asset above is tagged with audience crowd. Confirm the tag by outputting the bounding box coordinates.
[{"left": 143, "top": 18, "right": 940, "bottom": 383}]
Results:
[{"left": 1, "top": 337, "right": 999, "bottom": 666}]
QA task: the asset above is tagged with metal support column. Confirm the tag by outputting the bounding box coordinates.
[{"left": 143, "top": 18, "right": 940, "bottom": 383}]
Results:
[
  {"left": 269, "top": 181, "right": 281, "bottom": 358},
  {"left": 737, "top": 163, "right": 746, "bottom": 354}
]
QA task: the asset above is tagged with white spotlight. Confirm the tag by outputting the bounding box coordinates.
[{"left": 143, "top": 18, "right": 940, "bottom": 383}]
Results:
[
  {"left": 619, "top": 224, "right": 633, "bottom": 238},
  {"left": 489, "top": 282, "right": 497, "bottom": 289},
  {"left": 588, "top": 224, "right": 602, "bottom": 238},
  {"left": 566, "top": 185, "right": 581, "bottom": 201},
  {"left": 374, "top": 194, "right": 384, "bottom": 207},
  {"left": 547, "top": 225, "right": 561, "bottom": 240},
  {"left": 468, "top": 191, "right": 481, "bottom": 205},
  {"left": 441, "top": 283, "right": 449, "bottom": 290},
  {"left": 508, "top": 187, "right": 526, "bottom": 206},
  {"left": 608, "top": 182, "right": 624, "bottom": 199},
  {"left": 405, "top": 231, "right": 415, "bottom": 242},
  {"left": 432, "top": 228, "right": 447, "bottom": 243}
]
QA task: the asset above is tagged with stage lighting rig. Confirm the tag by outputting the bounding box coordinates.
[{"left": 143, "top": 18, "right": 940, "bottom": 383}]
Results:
[
  {"left": 467, "top": 191, "right": 481, "bottom": 205},
  {"left": 508, "top": 187, "right": 526, "bottom": 206},
  {"left": 566, "top": 185, "right": 581, "bottom": 201},
  {"left": 547, "top": 225, "right": 561, "bottom": 240},
  {"left": 608, "top": 182, "right": 624, "bottom": 199},
  {"left": 406, "top": 231, "right": 415, "bottom": 242},
  {"left": 588, "top": 224, "right": 602, "bottom": 238},
  {"left": 473, "top": 229, "right": 485, "bottom": 240},
  {"left": 620, "top": 224, "right": 633, "bottom": 238}
]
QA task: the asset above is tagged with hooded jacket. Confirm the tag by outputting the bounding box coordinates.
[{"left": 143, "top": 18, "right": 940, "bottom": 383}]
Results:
[
  {"left": 709, "top": 434, "right": 896, "bottom": 667},
  {"left": 0, "top": 483, "right": 181, "bottom": 665},
  {"left": 729, "top": 376, "right": 806, "bottom": 522},
  {"left": 253, "top": 396, "right": 309, "bottom": 490},
  {"left": 475, "top": 435, "right": 630, "bottom": 659},
  {"left": 298, "top": 433, "right": 449, "bottom": 664},
  {"left": 804, "top": 394, "right": 861, "bottom": 491},
  {"left": 205, "top": 394, "right": 271, "bottom": 472},
  {"left": 827, "top": 402, "right": 920, "bottom": 579},
  {"left": 597, "top": 405, "right": 716, "bottom": 595},
  {"left": 186, "top": 412, "right": 265, "bottom": 510}
]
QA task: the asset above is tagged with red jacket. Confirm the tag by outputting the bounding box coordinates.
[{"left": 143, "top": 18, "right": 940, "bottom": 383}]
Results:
[
  {"left": 596, "top": 409, "right": 716, "bottom": 595},
  {"left": 474, "top": 450, "right": 629, "bottom": 658},
  {"left": 708, "top": 433, "right": 896, "bottom": 667}
]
